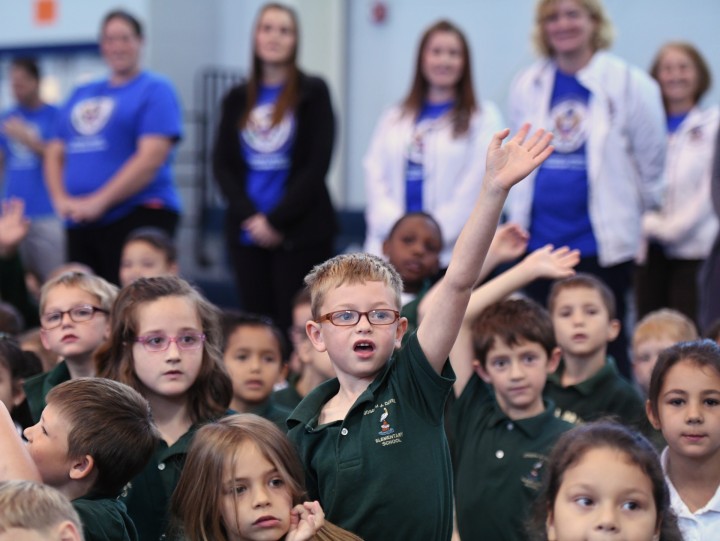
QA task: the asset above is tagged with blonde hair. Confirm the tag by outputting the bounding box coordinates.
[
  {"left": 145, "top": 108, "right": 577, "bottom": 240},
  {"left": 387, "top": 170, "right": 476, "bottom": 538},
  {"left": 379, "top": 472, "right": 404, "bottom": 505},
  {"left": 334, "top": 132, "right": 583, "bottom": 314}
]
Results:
[
  {"left": 171, "top": 414, "right": 362, "bottom": 541},
  {"left": 39, "top": 271, "right": 118, "bottom": 315},
  {"left": 532, "top": 0, "right": 614, "bottom": 57},
  {"left": 0, "top": 480, "right": 83, "bottom": 538},
  {"left": 633, "top": 309, "right": 698, "bottom": 348},
  {"left": 305, "top": 253, "right": 403, "bottom": 320}
]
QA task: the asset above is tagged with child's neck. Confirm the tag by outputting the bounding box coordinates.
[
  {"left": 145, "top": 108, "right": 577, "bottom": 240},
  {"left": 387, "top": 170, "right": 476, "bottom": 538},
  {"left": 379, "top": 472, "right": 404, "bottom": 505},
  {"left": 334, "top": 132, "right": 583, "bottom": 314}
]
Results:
[
  {"left": 319, "top": 378, "right": 369, "bottom": 424},
  {"left": 146, "top": 394, "right": 193, "bottom": 447},
  {"left": 666, "top": 449, "right": 720, "bottom": 513},
  {"left": 560, "top": 350, "right": 606, "bottom": 387},
  {"left": 230, "top": 397, "right": 267, "bottom": 414},
  {"left": 64, "top": 356, "right": 96, "bottom": 379}
]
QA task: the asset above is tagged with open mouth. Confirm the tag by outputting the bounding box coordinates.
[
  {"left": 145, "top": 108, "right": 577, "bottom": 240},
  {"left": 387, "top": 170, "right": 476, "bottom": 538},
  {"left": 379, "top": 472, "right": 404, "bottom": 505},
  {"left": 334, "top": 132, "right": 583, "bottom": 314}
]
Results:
[{"left": 354, "top": 341, "right": 376, "bottom": 355}]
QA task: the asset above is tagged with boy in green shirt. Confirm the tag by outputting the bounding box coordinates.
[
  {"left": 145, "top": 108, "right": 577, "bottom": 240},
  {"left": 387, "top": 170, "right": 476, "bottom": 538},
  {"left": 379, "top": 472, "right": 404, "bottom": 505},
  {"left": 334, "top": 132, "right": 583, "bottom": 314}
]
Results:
[
  {"left": 0, "top": 378, "right": 159, "bottom": 541},
  {"left": 287, "top": 125, "right": 554, "bottom": 540}
]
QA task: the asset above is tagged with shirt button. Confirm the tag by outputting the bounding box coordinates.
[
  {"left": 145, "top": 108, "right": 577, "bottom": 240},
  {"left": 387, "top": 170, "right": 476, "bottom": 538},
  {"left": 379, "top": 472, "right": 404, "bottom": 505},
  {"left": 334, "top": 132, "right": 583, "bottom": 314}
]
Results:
[
  {"left": 506, "top": 422, "right": 514, "bottom": 431},
  {"left": 158, "top": 463, "right": 166, "bottom": 471},
  {"left": 495, "top": 450, "right": 504, "bottom": 459},
  {"left": 341, "top": 428, "right": 349, "bottom": 436}
]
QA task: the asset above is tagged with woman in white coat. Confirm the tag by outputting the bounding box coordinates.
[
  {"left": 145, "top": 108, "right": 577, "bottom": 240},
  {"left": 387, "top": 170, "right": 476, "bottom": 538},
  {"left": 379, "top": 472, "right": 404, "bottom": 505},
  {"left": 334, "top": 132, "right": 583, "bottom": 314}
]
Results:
[
  {"left": 505, "top": 0, "right": 666, "bottom": 377},
  {"left": 363, "top": 19, "right": 502, "bottom": 268},
  {"left": 636, "top": 42, "right": 719, "bottom": 325}
]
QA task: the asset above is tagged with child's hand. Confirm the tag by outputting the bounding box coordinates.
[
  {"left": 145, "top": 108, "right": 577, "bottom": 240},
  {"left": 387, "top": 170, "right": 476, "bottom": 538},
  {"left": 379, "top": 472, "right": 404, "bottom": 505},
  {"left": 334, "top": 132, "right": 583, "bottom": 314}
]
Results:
[
  {"left": 522, "top": 244, "right": 580, "bottom": 281},
  {"left": 489, "top": 223, "right": 529, "bottom": 265},
  {"left": 484, "top": 124, "right": 554, "bottom": 192},
  {"left": 287, "top": 500, "right": 325, "bottom": 541}
]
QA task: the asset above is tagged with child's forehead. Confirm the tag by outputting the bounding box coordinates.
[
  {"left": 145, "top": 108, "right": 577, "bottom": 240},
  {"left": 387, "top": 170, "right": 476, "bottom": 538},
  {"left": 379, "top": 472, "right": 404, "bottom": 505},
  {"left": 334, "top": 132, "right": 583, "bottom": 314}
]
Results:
[
  {"left": 44, "top": 284, "right": 100, "bottom": 304},
  {"left": 321, "top": 280, "right": 399, "bottom": 309},
  {"left": 554, "top": 286, "right": 605, "bottom": 306},
  {"left": 391, "top": 215, "right": 441, "bottom": 239},
  {"left": 489, "top": 335, "right": 547, "bottom": 353}
]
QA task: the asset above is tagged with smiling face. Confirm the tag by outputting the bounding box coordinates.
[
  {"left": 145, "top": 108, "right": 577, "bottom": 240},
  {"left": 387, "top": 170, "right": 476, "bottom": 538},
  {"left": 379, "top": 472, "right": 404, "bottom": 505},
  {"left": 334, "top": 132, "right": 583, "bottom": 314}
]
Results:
[
  {"left": 131, "top": 295, "right": 204, "bottom": 401},
  {"left": 648, "top": 359, "right": 720, "bottom": 463},
  {"left": 40, "top": 285, "right": 110, "bottom": 366},
  {"left": 100, "top": 16, "right": 143, "bottom": 79},
  {"left": 254, "top": 6, "right": 297, "bottom": 67},
  {"left": 477, "top": 337, "right": 559, "bottom": 420},
  {"left": 421, "top": 30, "right": 465, "bottom": 95},
  {"left": 656, "top": 46, "right": 700, "bottom": 111},
  {"left": 546, "top": 447, "right": 659, "bottom": 541},
  {"left": 306, "top": 281, "right": 407, "bottom": 386},
  {"left": 220, "top": 440, "right": 293, "bottom": 541},
  {"left": 542, "top": 0, "right": 597, "bottom": 62},
  {"left": 383, "top": 215, "right": 442, "bottom": 293},
  {"left": 223, "top": 325, "right": 284, "bottom": 410}
]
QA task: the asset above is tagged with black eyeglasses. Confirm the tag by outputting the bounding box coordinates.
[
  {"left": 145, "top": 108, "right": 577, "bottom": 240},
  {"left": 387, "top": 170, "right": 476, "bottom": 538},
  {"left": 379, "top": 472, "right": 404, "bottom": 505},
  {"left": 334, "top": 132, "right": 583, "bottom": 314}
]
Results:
[
  {"left": 315, "top": 310, "right": 400, "bottom": 327},
  {"left": 40, "top": 305, "right": 108, "bottom": 330}
]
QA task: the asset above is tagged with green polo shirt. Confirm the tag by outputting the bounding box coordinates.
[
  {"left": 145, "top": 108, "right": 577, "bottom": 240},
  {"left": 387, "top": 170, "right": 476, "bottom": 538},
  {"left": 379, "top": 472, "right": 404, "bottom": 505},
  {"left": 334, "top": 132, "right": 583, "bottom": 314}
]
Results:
[
  {"left": 544, "top": 357, "right": 644, "bottom": 426},
  {"left": 400, "top": 279, "right": 431, "bottom": 346},
  {"left": 249, "top": 399, "right": 292, "bottom": 432},
  {"left": 451, "top": 375, "right": 572, "bottom": 541},
  {"left": 272, "top": 383, "right": 304, "bottom": 410},
  {"left": 122, "top": 426, "right": 198, "bottom": 541},
  {"left": 23, "top": 360, "right": 71, "bottom": 422},
  {"left": 287, "top": 331, "right": 455, "bottom": 541},
  {"left": 73, "top": 492, "right": 138, "bottom": 541}
]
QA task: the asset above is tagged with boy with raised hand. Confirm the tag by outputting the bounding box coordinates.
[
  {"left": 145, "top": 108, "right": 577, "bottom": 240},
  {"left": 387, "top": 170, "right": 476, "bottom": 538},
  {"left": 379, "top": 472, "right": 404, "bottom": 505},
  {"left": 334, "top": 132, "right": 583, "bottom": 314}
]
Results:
[
  {"left": 545, "top": 273, "right": 644, "bottom": 426},
  {"left": 0, "top": 378, "right": 160, "bottom": 541},
  {"left": 452, "top": 298, "right": 573, "bottom": 541},
  {"left": 287, "top": 125, "right": 553, "bottom": 541}
]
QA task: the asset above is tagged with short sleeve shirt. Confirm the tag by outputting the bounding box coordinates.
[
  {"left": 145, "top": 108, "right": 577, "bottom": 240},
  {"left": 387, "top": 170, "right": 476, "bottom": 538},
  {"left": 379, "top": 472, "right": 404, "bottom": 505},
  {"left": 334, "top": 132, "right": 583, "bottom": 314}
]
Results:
[
  {"left": 73, "top": 493, "right": 138, "bottom": 541},
  {"left": 287, "top": 331, "right": 455, "bottom": 541}
]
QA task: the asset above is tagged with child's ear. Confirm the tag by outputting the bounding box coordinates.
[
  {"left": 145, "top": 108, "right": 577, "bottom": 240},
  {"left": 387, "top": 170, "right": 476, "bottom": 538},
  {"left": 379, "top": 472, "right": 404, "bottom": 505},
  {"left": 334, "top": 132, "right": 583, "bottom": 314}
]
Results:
[
  {"left": 11, "top": 379, "right": 26, "bottom": 408},
  {"left": 545, "top": 509, "right": 557, "bottom": 541},
  {"left": 394, "top": 317, "right": 409, "bottom": 349},
  {"left": 56, "top": 519, "right": 83, "bottom": 541},
  {"left": 474, "top": 360, "right": 492, "bottom": 383},
  {"left": 306, "top": 321, "right": 327, "bottom": 353},
  {"left": 69, "top": 454, "right": 94, "bottom": 481},
  {"left": 646, "top": 399, "right": 661, "bottom": 430},
  {"left": 607, "top": 318, "right": 621, "bottom": 341},
  {"left": 40, "top": 329, "right": 51, "bottom": 350},
  {"left": 547, "top": 347, "right": 562, "bottom": 374}
]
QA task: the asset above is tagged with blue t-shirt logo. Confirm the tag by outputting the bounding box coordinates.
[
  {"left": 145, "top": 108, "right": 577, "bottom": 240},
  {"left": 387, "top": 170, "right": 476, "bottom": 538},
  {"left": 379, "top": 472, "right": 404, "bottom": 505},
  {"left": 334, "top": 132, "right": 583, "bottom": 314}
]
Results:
[
  {"left": 549, "top": 98, "right": 588, "bottom": 154},
  {"left": 242, "top": 102, "right": 295, "bottom": 167},
  {"left": 71, "top": 97, "right": 115, "bottom": 136}
]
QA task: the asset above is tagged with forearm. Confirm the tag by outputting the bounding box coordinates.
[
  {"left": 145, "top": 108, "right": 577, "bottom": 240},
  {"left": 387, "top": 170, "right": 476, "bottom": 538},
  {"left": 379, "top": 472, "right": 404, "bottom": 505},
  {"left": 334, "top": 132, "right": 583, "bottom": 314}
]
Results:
[
  {"left": 0, "top": 403, "right": 41, "bottom": 482},
  {"left": 44, "top": 140, "right": 67, "bottom": 205}
]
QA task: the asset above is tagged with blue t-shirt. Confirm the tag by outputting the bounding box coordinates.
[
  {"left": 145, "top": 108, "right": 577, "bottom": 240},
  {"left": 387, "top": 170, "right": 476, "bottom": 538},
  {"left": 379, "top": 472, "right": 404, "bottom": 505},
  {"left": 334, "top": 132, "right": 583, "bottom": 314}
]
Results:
[
  {"left": 239, "top": 84, "right": 296, "bottom": 245},
  {"left": 0, "top": 104, "right": 58, "bottom": 217},
  {"left": 530, "top": 70, "right": 597, "bottom": 256},
  {"left": 667, "top": 112, "right": 688, "bottom": 134},
  {"left": 405, "top": 101, "right": 454, "bottom": 212},
  {"left": 55, "top": 71, "right": 182, "bottom": 226}
]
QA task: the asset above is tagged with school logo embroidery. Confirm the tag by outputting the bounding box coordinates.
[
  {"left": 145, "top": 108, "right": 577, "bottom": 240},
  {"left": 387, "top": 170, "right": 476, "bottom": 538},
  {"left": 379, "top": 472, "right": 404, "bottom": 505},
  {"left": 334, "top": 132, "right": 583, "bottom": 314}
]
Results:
[
  {"left": 364, "top": 399, "right": 403, "bottom": 446},
  {"left": 549, "top": 97, "right": 588, "bottom": 153},
  {"left": 521, "top": 453, "right": 548, "bottom": 490},
  {"left": 378, "top": 407, "right": 395, "bottom": 436},
  {"left": 689, "top": 126, "right": 704, "bottom": 142},
  {"left": 242, "top": 103, "right": 295, "bottom": 154},
  {"left": 71, "top": 97, "right": 115, "bottom": 136}
]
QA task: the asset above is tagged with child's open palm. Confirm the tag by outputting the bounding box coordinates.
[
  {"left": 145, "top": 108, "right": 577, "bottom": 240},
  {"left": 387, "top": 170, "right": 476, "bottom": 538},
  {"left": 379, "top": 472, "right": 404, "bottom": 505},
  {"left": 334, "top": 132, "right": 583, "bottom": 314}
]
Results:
[
  {"left": 287, "top": 500, "right": 325, "bottom": 541},
  {"left": 485, "top": 124, "right": 554, "bottom": 191}
]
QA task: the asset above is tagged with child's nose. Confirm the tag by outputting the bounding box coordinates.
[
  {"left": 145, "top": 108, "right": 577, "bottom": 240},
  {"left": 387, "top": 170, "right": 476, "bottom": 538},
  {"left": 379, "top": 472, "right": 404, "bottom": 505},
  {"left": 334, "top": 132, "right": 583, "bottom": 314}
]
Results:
[
  {"left": 594, "top": 503, "right": 619, "bottom": 532},
  {"left": 251, "top": 485, "right": 271, "bottom": 508}
]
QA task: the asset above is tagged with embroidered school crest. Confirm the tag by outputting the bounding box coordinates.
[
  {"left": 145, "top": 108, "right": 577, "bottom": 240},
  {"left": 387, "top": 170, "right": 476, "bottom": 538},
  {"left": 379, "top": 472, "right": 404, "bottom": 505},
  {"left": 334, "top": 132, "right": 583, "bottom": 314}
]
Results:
[
  {"left": 549, "top": 98, "right": 588, "bottom": 153},
  {"left": 71, "top": 97, "right": 115, "bottom": 136},
  {"left": 378, "top": 407, "right": 395, "bottom": 436},
  {"left": 521, "top": 453, "right": 548, "bottom": 490},
  {"left": 242, "top": 103, "right": 295, "bottom": 154}
]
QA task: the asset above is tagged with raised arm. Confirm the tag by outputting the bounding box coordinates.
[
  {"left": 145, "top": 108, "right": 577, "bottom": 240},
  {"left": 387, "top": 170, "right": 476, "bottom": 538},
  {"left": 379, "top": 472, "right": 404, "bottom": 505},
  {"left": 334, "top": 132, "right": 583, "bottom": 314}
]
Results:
[{"left": 417, "top": 125, "right": 553, "bottom": 373}]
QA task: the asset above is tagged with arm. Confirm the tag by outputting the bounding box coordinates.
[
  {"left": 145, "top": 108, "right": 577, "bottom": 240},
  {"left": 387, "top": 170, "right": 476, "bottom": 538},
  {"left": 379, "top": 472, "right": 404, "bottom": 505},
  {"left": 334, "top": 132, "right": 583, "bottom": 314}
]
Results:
[
  {"left": 2, "top": 117, "right": 46, "bottom": 155},
  {"left": 0, "top": 198, "right": 30, "bottom": 257},
  {"left": 44, "top": 139, "right": 70, "bottom": 217},
  {"left": 0, "top": 402, "right": 41, "bottom": 482},
  {"left": 711, "top": 122, "right": 720, "bottom": 217},
  {"left": 417, "top": 125, "right": 554, "bottom": 373},
  {"left": 450, "top": 245, "right": 579, "bottom": 395}
]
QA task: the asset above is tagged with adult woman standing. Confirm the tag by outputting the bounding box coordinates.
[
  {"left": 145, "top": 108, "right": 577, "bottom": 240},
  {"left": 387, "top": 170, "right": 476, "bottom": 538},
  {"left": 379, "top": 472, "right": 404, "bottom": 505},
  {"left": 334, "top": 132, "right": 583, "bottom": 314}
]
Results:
[
  {"left": 45, "top": 10, "right": 183, "bottom": 286},
  {"left": 363, "top": 20, "right": 503, "bottom": 268},
  {"left": 213, "top": 3, "right": 335, "bottom": 332},
  {"left": 505, "top": 0, "right": 666, "bottom": 376},
  {"left": 636, "top": 42, "right": 719, "bottom": 325}
]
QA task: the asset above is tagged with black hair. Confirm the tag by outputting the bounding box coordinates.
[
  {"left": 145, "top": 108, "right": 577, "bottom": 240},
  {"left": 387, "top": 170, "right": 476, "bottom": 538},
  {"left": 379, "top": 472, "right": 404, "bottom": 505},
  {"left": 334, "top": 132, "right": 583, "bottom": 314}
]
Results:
[
  {"left": 101, "top": 9, "right": 143, "bottom": 38},
  {"left": 10, "top": 58, "right": 40, "bottom": 80},
  {"left": 221, "top": 310, "right": 289, "bottom": 363}
]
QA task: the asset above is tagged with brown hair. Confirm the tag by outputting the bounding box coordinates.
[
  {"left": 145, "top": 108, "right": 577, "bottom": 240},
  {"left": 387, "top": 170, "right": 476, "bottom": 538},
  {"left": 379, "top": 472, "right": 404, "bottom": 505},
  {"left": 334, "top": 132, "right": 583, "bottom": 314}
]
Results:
[
  {"left": 39, "top": 271, "right": 118, "bottom": 316},
  {"left": 528, "top": 421, "right": 682, "bottom": 541},
  {"left": 242, "top": 3, "right": 300, "bottom": 129},
  {"left": 650, "top": 41, "right": 712, "bottom": 112},
  {"left": 532, "top": 0, "right": 614, "bottom": 57},
  {"left": 221, "top": 310, "right": 289, "bottom": 363},
  {"left": 547, "top": 273, "right": 616, "bottom": 320},
  {"left": 472, "top": 298, "right": 556, "bottom": 368},
  {"left": 401, "top": 19, "right": 477, "bottom": 136},
  {"left": 647, "top": 339, "right": 720, "bottom": 419},
  {"left": 95, "top": 276, "right": 232, "bottom": 424},
  {"left": 305, "top": 253, "right": 403, "bottom": 320},
  {"left": 46, "top": 378, "right": 160, "bottom": 497},
  {"left": 0, "top": 480, "right": 83, "bottom": 537},
  {"left": 633, "top": 309, "right": 698, "bottom": 349},
  {"left": 171, "top": 414, "right": 362, "bottom": 541}
]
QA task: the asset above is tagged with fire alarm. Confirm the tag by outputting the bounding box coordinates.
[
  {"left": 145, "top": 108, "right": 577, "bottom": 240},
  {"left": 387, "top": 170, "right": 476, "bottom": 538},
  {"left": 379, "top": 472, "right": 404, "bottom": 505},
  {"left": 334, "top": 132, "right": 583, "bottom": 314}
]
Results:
[{"left": 371, "top": 1, "right": 387, "bottom": 24}]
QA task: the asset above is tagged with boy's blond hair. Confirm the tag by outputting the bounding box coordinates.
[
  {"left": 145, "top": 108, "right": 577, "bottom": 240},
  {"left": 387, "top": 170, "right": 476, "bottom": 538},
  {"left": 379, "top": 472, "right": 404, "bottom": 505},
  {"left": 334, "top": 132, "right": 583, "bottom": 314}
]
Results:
[
  {"left": 305, "top": 253, "right": 403, "bottom": 319},
  {"left": 39, "top": 271, "right": 119, "bottom": 315},
  {"left": 633, "top": 309, "right": 698, "bottom": 349},
  {"left": 0, "top": 480, "right": 83, "bottom": 538},
  {"left": 532, "top": 0, "right": 614, "bottom": 57}
]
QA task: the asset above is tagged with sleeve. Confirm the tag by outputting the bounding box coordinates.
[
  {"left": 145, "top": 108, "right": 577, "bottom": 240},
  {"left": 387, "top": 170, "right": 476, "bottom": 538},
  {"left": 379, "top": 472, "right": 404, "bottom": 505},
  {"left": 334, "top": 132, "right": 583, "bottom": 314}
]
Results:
[
  {"left": 431, "top": 103, "right": 505, "bottom": 248},
  {"left": 712, "top": 121, "right": 720, "bottom": 217},
  {"left": 266, "top": 76, "right": 335, "bottom": 230},
  {"left": 625, "top": 69, "right": 667, "bottom": 211},
  {"left": 363, "top": 109, "right": 406, "bottom": 255},
  {"left": 138, "top": 77, "right": 183, "bottom": 141},
  {"left": 211, "top": 86, "right": 257, "bottom": 219}
]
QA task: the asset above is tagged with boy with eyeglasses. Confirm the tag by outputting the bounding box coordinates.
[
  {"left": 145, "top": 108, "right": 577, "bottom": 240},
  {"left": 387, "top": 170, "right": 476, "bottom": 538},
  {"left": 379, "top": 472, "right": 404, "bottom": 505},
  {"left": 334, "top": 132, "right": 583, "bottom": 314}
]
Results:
[
  {"left": 24, "top": 271, "right": 118, "bottom": 422},
  {"left": 287, "top": 125, "right": 554, "bottom": 541}
]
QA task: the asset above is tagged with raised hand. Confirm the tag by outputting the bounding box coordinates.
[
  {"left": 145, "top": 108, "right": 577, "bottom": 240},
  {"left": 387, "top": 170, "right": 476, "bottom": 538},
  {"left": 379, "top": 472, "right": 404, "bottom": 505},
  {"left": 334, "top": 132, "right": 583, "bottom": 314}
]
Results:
[
  {"left": 522, "top": 244, "right": 580, "bottom": 281},
  {"left": 485, "top": 124, "right": 554, "bottom": 192},
  {"left": 489, "top": 222, "right": 530, "bottom": 265},
  {"left": 287, "top": 500, "right": 325, "bottom": 541},
  {"left": 0, "top": 198, "right": 30, "bottom": 256}
]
